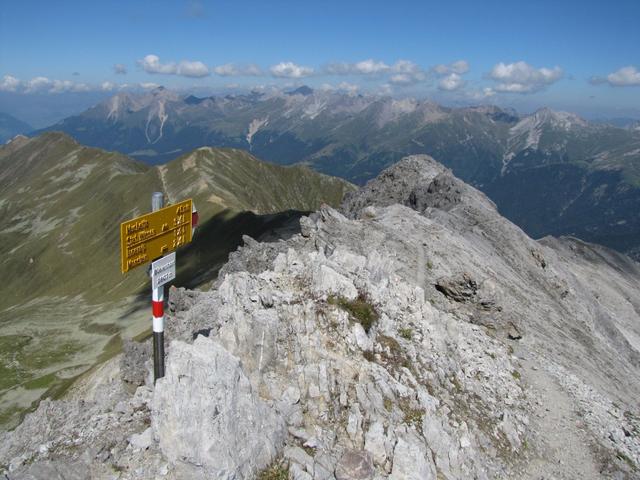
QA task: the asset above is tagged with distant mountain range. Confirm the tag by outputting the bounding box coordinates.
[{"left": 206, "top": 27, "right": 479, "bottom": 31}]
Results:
[
  {"left": 0, "top": 112, "right": 32, "bottom": 143},
  {"left": 0, "top": 132, "right": 352, "bottom": 427},
  {"left": 38, "top": 87, "right": 640, "bottom": 259}
]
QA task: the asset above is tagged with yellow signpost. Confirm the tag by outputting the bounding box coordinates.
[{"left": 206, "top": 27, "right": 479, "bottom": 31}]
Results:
[{"left": 120, "top": 198, "right": 193, "bottom": 273}]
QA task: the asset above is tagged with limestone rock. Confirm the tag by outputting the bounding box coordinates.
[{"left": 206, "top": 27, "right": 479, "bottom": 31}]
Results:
[
  {"left": 335, "top": 449, "right": 374, "bottom": 480},
  {"left": 121, "top": 339, "right": 151, "bottom": 387},
  {"left": 3, "top": 154, "right": 640, "bottom": 480},
  {"left": 129, "top": 427, "right": 153, "bottom": 451},
  {"left": 152, "top": 336, "right": 286, "bottom": 479},
  {"left": 435, "top": 272, "right": 478, "bottom": 302},
  {"left": 388, "top": 434, "right": 436, "bottom": 480}
]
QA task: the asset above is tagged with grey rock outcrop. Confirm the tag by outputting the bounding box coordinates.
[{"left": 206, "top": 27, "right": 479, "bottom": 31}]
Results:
[
  {"left": 152, "top": 336, "right": 286, "bottom": 479},
  {"left": 2, "top": 154, "right": 639, "bottom": 479}
]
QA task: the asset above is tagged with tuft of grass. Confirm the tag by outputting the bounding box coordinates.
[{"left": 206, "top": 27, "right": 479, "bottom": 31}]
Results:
[
  {"left": 399, "top": 328, "right": 413, "bottom": 340},
  {"left": 378, "top": 335, "right": 402, "bottom": 357},
  {"left": 257, "top": 458, "right": 289, "bottom": 480},
  {"left": 399, "top": 398, "right": 425, "bottom": 434},
  {"left": 384, "top": 398, "right": 393, "bottom": 412},
  {"left": 363, "top": 350, "right": 375, "bottom": 362},
  {"left": 511, "top": 370, "right": 521, "bottom": 380},
  {"left": 450, "top": 375, "right": 463, "bottom": 393},
  {"left": 616, "top": 450, "right": 636, "bottom": 470},
  {"left": 328, "top": 293, "right": 379, "bottom": 333},
  {"left": 426, "top": 260, "right": 433, "bottom": 270}
]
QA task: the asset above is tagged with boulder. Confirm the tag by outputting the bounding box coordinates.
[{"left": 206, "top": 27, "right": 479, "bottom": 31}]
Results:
[{"left": 152, "top": 336, "right": 286, "bottom": 479}]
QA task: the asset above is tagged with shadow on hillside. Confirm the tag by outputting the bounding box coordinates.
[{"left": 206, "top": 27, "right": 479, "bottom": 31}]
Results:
[{"left": 118, "top": 208, "right": 307, "bottom": 319}]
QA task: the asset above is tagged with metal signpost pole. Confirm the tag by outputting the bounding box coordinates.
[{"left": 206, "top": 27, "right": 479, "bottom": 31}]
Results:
[
  {"left": 151, "top": 192, "right": 165, "bottom": 381},
  {"left": 121, "top": 195, "right": 192, "bottom": 382}
]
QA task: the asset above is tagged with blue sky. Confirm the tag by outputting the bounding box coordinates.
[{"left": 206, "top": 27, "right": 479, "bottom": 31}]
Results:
[{"left": 1, "top": 0, "right": 639, "bottom": 124}]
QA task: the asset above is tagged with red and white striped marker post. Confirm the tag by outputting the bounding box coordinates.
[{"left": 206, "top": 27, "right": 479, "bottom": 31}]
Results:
[
  {"left": 151, "top": 192, "right": 166, "bottom": 381},
  {"left": 148, "top": 193, "right": 198, "bottom": 382}
]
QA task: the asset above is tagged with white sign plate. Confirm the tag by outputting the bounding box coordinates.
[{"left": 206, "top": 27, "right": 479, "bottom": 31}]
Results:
[{"left": 151, "top": 252, "right": 176, "bottom": 289}]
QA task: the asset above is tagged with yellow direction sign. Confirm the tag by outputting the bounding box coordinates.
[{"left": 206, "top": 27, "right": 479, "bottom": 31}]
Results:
[{"left": 120, "top": 199, "right": 193, "bottom": 273}]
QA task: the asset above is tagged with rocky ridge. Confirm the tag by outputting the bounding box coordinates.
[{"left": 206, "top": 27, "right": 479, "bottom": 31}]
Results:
[{"left": 1, "top": 155, "right": 639, "bottom": 479}]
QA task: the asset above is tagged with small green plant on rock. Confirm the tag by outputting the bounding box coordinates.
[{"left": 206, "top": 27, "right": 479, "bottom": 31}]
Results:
[
  {"left": 616, "top": 450, "right": 636, "bottom": 470},
  {"left": 399, "top": 398, "right": 425, "bottom": 434},
  {"left": 257, "top": 458, "right": 289, "bottom": 480},
  {"left": 363, "top": 350, "right": 375, "bottom": 362},
  {"left": 399, "top": 327, "right": 413, "bottom": 340},
  {"left": 328, "top": 293, "right": 379, "bottom": 333}
]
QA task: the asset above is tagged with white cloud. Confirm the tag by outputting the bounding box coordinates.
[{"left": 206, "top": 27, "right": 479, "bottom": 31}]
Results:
[
  {"left": 483, "top": 87, "right": 496, "bottom": 97},
  {"left": 270, "top": 62, "right": 314, "bottom": 78},
  {"left": 352, "top": 59, "right": 390, "bottom": 74},
  {"left": 176, "top": 60, "right": 209, "bottom": 77},
  {"left": 326, "top": 59, "right": 389, "bottom": 75},
  {"left": 433, "top": 60, "right": 469, "bottom": 75},
  {"left": 489, "top": 61, "right": 563, "bottom": 93},
  {"left": 379, "top": 84, "right": 393, "bottom": 95},
  {"left": 438, "top": 73, "right": 465, "bottom": 91},
  {"left": 139, "top": 54, "right": 177, "bottom": 74},
  {"left": 326, "top": 59, "right": 425, "bottom": 86},
  {"left": 389, "top": 60, "right": 426, "bottom": 85},
  {"left": 213, "top": 63, "right": 262, "bottom": 76},
  {"left": 138, "top": 54, "right": 210, "bottom": 77},
  {"left": 101, "top": 81, "right": 117, "bottom": 91},
  {"left": 606, "top": 66, "right": 640, "bottom": 86},
  {"left": 431, "top": 60, "right": 470, "bottom": 92},
  {"left": 24, "top": 76, "right": 52, "bottom": 93},
  {"left": 0, "top": 75, "right": 21, "bottom": 92},
  {"left": 2, "top": 76, "right": 93, "bottom": 94},
  {"left": 113, "top": 64, "right": 127, "bottom": 75},
  {"left": 50, "top": 80, "right": 90, "bottom": 93},
  {"left": 140, "top": 82, "right": 161, "bottom": 89},
  {"left": 337, "top": 81, "right": 359, "bottom": 94},
  {"left": 389, "top": 74, "right": 414, "bottom": 85},
  {"left": 326, "top": 59, "right": 423, "bottom": 76},
  {"left": 318, "top": 81, "right": 359, "bottom": 94}
]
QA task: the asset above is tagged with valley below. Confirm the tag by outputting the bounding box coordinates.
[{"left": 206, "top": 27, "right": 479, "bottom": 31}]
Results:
[{"left": 40, "top": 87, "right": 640, "bottom": 260}]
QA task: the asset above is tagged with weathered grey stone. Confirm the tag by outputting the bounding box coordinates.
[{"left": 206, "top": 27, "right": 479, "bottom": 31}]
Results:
[
  {"left": 152, "top": 336, "right": 286, "bottom": 479},
  {"left": 364, "top": 421, "right": 387, "bottom": 466},
  {"left": 335, "top": 450, "right": 374, "bottom": 480},
  {"left": 129, "top": 427, "right": 153, "bottom": 450},
  {"left": 10, "top": 460, "right": 88, "bottom": 480},
  {"left": 121, "top": 338, "right": 151, "bottom": 387},
  {"left": 435, "top": 272, "right": 478, "bottom": 302},
  {"left": 284, "top": 445, "right": 314, "bottom": 472},
  {"left": 353, "top": 323, "right": 373, "bottom": 351},
  {"left": 312, "top": 264, "right": 358, "bottom": 300},
  {"left": 290, "top": 462, "right": 314, "bottom": 480},
  {"left": 389, "top": 435, "right": 436, "bottom": 480}
]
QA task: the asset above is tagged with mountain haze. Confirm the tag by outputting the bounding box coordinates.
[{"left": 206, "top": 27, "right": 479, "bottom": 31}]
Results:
[
  {"left": 0, "top": 132, "right": 353, "bottom": 427},
  {"left": 0, "top": 113, "right": 32, "bottom": 144},
  {"left": 40, "top": 88, "right": 640, "bottom": 259}
]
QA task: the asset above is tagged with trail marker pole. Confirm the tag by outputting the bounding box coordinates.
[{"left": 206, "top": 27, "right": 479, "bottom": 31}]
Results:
[
  {"left": 120, "top": 193, "right": 197, "bottom": 383},
  {"left": 151, "top": 192, "right": 165, "bottom": 381}
]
